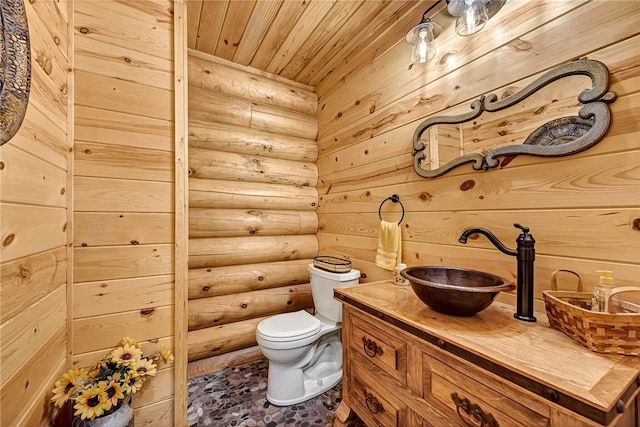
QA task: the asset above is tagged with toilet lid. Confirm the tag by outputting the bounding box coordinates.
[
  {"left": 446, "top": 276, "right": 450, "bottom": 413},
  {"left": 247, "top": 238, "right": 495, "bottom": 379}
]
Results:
[{"left": 257, "top": 311, "right": 321, "bottom": 341}]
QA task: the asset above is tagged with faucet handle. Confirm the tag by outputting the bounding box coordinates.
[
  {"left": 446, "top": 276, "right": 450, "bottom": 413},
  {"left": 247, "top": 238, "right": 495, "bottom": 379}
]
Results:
[{"left": 514, "top": 223, "right": 530, "bottom": 234}]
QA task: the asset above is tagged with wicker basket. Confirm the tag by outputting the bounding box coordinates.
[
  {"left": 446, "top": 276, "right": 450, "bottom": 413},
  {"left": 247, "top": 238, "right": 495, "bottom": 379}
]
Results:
[
  {"left": 312, "top": 256, "right": 352, "bottom": 273},
  {"left": 543, "top": 269, "right": 640, "bottom": 356}
]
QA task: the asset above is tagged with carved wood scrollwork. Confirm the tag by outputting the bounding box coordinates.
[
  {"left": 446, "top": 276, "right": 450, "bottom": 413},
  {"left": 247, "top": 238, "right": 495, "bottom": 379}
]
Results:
[
  {"left": 1, "top": 0, "right": 31, "bottom": 145},
  {"left": 412, "top": 59, "right": 617, "bottom": 178}
]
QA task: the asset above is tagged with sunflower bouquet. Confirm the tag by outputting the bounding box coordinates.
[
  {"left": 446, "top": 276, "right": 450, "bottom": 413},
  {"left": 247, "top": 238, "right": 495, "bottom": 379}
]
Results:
[{"left": 51, "top": 337, "right": 174, "bottom": 420}]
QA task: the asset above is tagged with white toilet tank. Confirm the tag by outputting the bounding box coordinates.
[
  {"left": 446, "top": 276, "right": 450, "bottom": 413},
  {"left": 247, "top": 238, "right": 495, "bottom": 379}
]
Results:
[{"left": 308, "top": 264, "right": 360, "bottom": 323}]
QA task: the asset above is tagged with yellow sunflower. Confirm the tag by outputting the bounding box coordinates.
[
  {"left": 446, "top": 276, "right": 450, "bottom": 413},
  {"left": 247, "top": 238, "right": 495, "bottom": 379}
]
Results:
[
  {"left": 73, "top": 385, "right": 110, "bottom": 420},
  {"left": 133, "top": 358, "right": 157, "bottom": 377},
  {"left": 119, "top": 337, "right": 140, "bottom": 348},
  {"left": 160, "top": 347, "right": 174, "bottom": 364},
  {"left": 51, "top": 368, "right": 88, "bottom": 407},
  {"left": 110, "top": 344, "right": 142, "bottom": 367},
  {"left": 121, "top": 372, "right": 144, "bottom": 394},
  {"left": 87, "top": 368, "right": 101, "bottom": 380},
  {"left": 102, "top": 375, "right": 125, "bottom": 409}
]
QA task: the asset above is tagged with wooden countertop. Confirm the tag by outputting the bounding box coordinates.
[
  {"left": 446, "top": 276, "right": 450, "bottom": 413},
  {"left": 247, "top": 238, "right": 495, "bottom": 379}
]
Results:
[{"left": 335, "top": 281, "right": 640, "bottom": 419}]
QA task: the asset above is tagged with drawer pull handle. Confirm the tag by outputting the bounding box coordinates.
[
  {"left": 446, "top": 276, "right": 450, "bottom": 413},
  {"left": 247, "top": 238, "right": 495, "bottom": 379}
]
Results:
[
  {"left": 451, "top": 392, "right": 499, "bottom": 427},
  {"left": 365, "top": 392, "right": 383, "bottom": 414},
  {"left": 362, "top": 336, "right": 384, "bottom": 358}
]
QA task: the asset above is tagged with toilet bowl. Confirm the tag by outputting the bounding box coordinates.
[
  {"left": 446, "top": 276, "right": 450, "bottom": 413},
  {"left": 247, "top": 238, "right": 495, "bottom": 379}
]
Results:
[{"left": 256, "top": 264, "right": 360, "bottom": 406}]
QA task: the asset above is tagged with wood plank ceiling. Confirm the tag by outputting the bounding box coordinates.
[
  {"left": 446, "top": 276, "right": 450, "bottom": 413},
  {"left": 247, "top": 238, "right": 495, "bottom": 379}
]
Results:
[{"left": 187, "top": 0, "right": 436, "bottom": 90}]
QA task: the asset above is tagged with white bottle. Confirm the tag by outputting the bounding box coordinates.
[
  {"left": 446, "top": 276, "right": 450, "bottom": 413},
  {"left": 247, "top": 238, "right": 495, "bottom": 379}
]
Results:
[
  {"left": 394, "top": 263, "right": 409, "bottom": 286},
  {"left": 591, "top": 270, "right": 616, "bottom": 312}
]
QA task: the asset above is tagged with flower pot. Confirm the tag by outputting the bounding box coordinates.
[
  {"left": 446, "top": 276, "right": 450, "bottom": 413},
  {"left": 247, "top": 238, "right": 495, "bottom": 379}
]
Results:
[{"left": 72, "top": 400, "right": 134, "bottom": 427}]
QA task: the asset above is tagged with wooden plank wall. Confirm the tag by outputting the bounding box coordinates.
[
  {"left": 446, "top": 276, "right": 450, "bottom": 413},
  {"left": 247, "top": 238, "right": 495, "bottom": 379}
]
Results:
[
  {"left": 315, "top": 1, "right": 640, "bottom": 307},
  {"left": 186, "top": 50, "right": 319, "bottom": 368},
  {"left": 0, "top": 0, "right": 72, "bottom": 424},
  {"left": 72, "top": 1, "right": 175, "bottom": 424}
]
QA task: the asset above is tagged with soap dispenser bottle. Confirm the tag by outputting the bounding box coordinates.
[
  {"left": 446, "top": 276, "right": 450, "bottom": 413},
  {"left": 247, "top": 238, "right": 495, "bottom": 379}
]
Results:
[{"left": 591, "top": 270, "right": 616, "bottom": 312}]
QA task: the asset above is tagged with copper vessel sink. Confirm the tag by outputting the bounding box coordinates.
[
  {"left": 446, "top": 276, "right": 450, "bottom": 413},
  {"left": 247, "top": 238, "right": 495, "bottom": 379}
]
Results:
[{"left": 400, "top": 266, "right": 515, "bottom": 316}]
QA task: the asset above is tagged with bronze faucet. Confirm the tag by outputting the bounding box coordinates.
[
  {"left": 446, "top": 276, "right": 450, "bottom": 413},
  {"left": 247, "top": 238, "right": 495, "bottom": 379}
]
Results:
[{"left": 458, "top": 224, "right": 536, "bottom": 322}]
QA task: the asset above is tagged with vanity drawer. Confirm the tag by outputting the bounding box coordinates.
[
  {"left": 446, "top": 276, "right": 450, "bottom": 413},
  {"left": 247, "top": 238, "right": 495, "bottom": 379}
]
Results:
[
  {"left": 349, "top": 311, "right": 407, "bottom": 384},
  {"left": 424, "top": 355, "right": 549, "bottom": 427},
  {"left": 349, "top": 360, "right": 407, "bottom": 427}
]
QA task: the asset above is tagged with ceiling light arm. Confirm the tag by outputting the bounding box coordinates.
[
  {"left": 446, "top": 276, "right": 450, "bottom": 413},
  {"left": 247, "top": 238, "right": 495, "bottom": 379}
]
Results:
[{"left": 419, "top": 0, "right": 446, "bottom": 24}]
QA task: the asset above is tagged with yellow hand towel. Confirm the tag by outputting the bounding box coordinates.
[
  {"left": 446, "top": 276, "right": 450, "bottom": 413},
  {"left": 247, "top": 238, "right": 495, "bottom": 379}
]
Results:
[{"left": 375, "top": 220, "right": 402, "bottom": 271}]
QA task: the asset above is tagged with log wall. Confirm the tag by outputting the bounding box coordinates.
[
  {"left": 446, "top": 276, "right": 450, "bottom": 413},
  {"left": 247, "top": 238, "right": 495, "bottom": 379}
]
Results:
[
  {"left": 72, "top": 1, "right": 175, "bottom": 424},
  {"left": 187, "top": 50, "right": 319, "bottom": 366},
  {"left": 315, "top": 1, "right": 640, "bottom": 307},
  {"left": 0, "top": 0, "right": 72, "bottom": 424}
]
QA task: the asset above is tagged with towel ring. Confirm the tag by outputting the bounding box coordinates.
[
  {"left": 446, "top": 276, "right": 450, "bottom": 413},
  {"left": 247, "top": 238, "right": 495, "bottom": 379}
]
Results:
[{"left": 378, "top": 194, "right": 405, "bottom": 224}]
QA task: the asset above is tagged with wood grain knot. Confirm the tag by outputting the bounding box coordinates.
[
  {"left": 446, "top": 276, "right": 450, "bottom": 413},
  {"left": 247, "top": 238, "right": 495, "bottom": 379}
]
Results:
[
  {"left": 140, "top": 308, "right": 155, "bottom": 316},
  {"left": 241, "top": 303, "right": 248, "bottom": 309},
  {"left": 130, "top": 240, "right": 139, "bottom": 245},
  {"left": 632, "top": 218, "right": 640, "bottom": 231},
  {"left": 3, "top": 234, "right": 15, "bottom": 247},
  {"left": 0, "top": 161, "right": 4, "bottom": 170},
  {"left": 79, "top": 27, "right": 90, "bottom": 34},
  {"left": 18, "top": 265, "right": 31, "bottom": 279},
  {"left": 459, "top": 180, "right": 475, "bottom": 191},
  {"left": 419, "top": 192, "right": 433, "bottom": 201},
  {"left": 202, "top": 286, "right": 210, "bottom": 292},
  {"left": 440, "top": 52, "right": 455, "bottom": 65}
]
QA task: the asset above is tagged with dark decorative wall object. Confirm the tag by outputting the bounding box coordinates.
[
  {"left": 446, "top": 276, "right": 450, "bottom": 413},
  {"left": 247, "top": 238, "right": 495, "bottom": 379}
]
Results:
[
  {"left": 412, "top": 59, "right": 617, "bottom": 178},
  {"left": 0, "top": 0, "right": 31, "bottom": 145}
]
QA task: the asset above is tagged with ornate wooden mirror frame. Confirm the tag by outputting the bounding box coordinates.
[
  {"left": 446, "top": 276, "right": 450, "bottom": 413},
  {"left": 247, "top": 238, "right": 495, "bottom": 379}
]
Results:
[
  {"left": 1, "top": 0, "right": 31, "bottom": 145},
  {"left": 411, "top": 59, "right": 617, "bottom": 178}
]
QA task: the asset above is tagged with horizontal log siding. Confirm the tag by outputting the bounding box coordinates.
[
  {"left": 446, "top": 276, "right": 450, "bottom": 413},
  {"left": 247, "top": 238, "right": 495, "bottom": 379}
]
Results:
[
  {"left": 315, "top": 1, "right": 640, "bottom": 301},
  {"left": 187, "top": 52, "right": 319, "bottom": 363}
]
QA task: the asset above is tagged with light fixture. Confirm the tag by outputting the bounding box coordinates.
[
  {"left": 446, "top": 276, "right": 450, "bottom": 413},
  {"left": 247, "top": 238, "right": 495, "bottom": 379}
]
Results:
[
  {"left": 406, "top": 20, "right": 441, "bottom": 64},
  {"left": 406, "top": 0, "right": 505, "bottom": 63},
  {"left": 405, "top": 3, "right": 442, "bottom": 64},
  {"left": 447, "top": 0, "right": 506, "bottom": 37},
  {"left": 452, "top": 0, "right": 488, "bottom": 36}
]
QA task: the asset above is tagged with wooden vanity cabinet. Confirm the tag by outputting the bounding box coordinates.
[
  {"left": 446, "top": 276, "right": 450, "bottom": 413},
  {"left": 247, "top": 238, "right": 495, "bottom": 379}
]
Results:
[{"left": 334, "top": 281, "right": 640, "bottom": 427}]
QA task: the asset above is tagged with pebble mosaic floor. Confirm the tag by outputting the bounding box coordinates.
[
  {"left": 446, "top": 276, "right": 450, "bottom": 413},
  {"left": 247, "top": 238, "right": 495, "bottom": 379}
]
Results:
[{"left": 187, "top": 358, "right": 347, "bottom": 427}]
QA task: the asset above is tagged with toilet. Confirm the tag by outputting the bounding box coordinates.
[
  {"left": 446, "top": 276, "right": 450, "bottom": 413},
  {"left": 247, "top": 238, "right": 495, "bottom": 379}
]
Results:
[{"left": 256, "top": 264, "right": 360, "bottom": 406}]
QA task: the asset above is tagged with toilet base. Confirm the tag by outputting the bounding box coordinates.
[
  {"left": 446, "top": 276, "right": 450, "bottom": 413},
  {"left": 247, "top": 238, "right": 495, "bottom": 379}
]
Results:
[
  {"left": 266, "top": 368, "right": 342, "bottom": 406},
  {"left": 264, "top": 332, "right": 343, "bottom": 406}
]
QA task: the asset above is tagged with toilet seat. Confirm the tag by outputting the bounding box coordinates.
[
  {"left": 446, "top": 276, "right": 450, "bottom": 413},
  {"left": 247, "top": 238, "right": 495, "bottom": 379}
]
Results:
[{"left": 257, "top": 311, "right": 321, "bottom": 342}]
